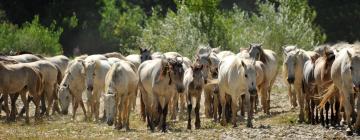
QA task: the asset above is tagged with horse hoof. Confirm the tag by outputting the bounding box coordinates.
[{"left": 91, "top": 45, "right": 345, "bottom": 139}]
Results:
[
  {"left": 233, "top": 124, "right": 238, "bottom": 128},
  {"left": 297, "top": 119, "right": 304, "bottom": 124},
  {"left": 195, "top": 123, "right": 201, "bottom": 129},
  {"left": 220, "top": 120, "right": 227, "bottom": 126},
  {"left": 346, "top": 128, "right": 353, "bottom": 136},
  {"left": 246, "top": 123, "right": 253, "bottom": 128}
]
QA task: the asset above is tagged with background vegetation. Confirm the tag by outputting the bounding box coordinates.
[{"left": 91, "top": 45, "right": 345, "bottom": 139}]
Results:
[{"left": 0, "top": 0, "right": 358, "bottom": 57}]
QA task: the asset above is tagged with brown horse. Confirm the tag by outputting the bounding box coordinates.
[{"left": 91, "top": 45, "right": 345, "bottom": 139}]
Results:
[{"left": 0, "top": 62, "right": 43, "bottom": 123}]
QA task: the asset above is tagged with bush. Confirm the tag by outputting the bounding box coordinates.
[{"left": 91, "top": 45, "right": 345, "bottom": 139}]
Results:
[
  {"left": 227, "top": 0, "right": 325, "bottom": 55},
  {"left": 100, "top": 0, "right": 324, "bottom": 60},
  {"left": 0, "top": 16, "right": 63, "bottom": 55},
  {"left": 99, "top": 0, "right": 145, "bottom": 54},
  {"left": 139, "top": 4, "right": 207, "bottom": 58}
]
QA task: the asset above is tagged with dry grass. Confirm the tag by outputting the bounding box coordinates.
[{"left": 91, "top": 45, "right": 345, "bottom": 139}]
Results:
[{"left": 0, "top": 76, "right": 349, "bottom": 139}]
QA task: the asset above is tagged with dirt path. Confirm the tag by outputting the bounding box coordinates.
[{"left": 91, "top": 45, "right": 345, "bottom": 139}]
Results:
[{"left": 0, "top": 77, "right": 351, "bottom": 139}]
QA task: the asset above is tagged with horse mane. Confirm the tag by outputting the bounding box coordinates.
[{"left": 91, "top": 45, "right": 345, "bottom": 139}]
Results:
[
  {"left": 257, "top": 47, "right": 268, "bottom": 64},
  {"left": 15, "top": 51, "right": 33, "bottom": 55},
  {"left": 0, "top": 56, "right": 19, "bottom": 64}
]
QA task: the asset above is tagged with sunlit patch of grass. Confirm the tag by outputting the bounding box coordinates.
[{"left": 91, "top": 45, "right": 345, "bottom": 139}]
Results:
[{"left": 260, "top": 111, "right": 298, "bottom": 125}]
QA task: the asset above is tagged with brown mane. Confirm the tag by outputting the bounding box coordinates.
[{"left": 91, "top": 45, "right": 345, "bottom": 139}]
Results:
[{"left": 257, "top": 47, "right": 268, "bottom": 64}]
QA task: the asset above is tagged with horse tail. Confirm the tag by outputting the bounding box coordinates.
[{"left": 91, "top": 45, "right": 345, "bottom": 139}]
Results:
[
  {"left": 54, "top": 65, "right": 63, "bottom": 84},
  {"left": 318, "top": 83, "right": 338, "bottom": 109},
  {"left": 33, "top": 68, "right": 44, "bottom": 95},
  {"left": 140, "top": 89, "right": 146, "bottom": 122}
]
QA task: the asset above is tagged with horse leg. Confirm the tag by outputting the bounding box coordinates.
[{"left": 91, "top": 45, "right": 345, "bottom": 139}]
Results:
[
  {"left": 320, "top": 108, "right": 325, "bottom": 127},
  {"left": 353, "top": 93, "right": 360, "bottom": 133},
  {"left": 343, "top": 91, "right": 353, "bottom": 135},
  {"left": 225, "top": 97, "right": 232, "bottom": 123},
  {"left": 295, "top": 85, "right": 304, "bottom": 123},
  {"left": 45, "top": 89, "right": 54, "bottom": 116},
  {"left": 79, "top": 99, "right": 87, "bottom": 121},
  {"left": 40, "top": 93, "right": 47, "bottom": 116},
  {"left": 260, "top": 87, "right": 267, "bottom": 114},
  {"left": 20, "top": 93, "right": 30, "bottom": 124},
  {"left": 3, "top": 94, "right": 10, "bottom": 121},
  {"left": 52, "top": 85, "right": 60, "bottom": 115},
  {"left": 161, "top": 100, "right": 169, "bottom": 133},
  {"left": 33, "top": 95, "right": 41, "bottom": 122},
  {"left": 18, "top": 95, "right": 32, "bottom": 117},
  {"left": 171, "top": 93, "right": 178, "bottom": 120},
  {"left": 246, "top": 94, "right": 253, "bottom": 128},
  {"left": 310, "top": 99, "right": 315, "bottom": 125},
  {"left": 330, "top": 100, "right": 335, "bottom": 126},
  {"left": 187, "top": 94, "right": 192, "bottom": 130},
  {"left": 335, "top": 99, "right": 341, "bottom": 126},
  {"left": 72, "top": 100, "right": 79, "bottom": 120},
  {"left": 325, "top": 102, "right": 330, "bottom": 128},
  {"left": 115, "top": 95, "right": 124, "bottom": 130},
  {"left": 124, "top": 94, "right": 131, "bottom": 130},
  {"left": 195, "top": 94, "right": 201, "bottom": 129},
  {"left": 180, "top": 93, "right": 186, "bottom": 116},
  {"left": 219, "top": 91, "right": 227, "bottom": 126},
  {"left": 231, "top": 96, "right": 238, "bottom": 128},
  {"left": 10, "top": 93, "right": 19, "bottom": 122},
  {"left": 204, "top": 88, "right": 212, "bottom": 118},
  {"left": 213, "top": 95, "right": 219, "bottom": 122},
  {"left": 240, "top": 95, "right": 245, "bottom": 116}
]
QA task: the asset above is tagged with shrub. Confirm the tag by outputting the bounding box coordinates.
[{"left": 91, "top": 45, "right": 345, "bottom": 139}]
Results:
[
  {"left": 227, "top": 0, "right": 325, "bottom": 56},
  {"left": 99, "top": 0, "right": 145, "bottom": 54},
  {"left": 139, "top": 4, "right": 207, "bottom": 58},
  {"left": 0, "top": 16, "right": 63, "bottom": 55}
]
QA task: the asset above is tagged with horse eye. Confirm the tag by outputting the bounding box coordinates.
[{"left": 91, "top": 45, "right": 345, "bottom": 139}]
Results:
[
  {"left": 350, "top": 66, "right": 353, "bottom": 70},
  {"left": 93, "top": 73, "right": 96, "bottom": 76},
  {"left": 66, "top": 96, "right": 69, "bottom": 100},
  {"left": 245, "top": 74, "right": 248, "bottom": 78}
]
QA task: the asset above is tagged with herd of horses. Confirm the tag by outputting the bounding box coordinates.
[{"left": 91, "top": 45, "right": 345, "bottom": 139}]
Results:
[{"left": 0, "top": 42, "right": 360, "bottom": 135}]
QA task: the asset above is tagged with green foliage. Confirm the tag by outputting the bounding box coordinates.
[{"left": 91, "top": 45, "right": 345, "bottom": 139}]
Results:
[
  {"left": 0, "top": 16, "right": 63, "bottom": 55},
  {"left": 140, "top": 5, "right": 207, "bottom": 58},
  {"left": 139, "top": 0, "right": 324, "bottom": 59},
  {"left": 226, "top": 0, "right": 325, "bottom": 56},
  {"left": 62, "top": 13, "right": 79, "bottom": 29},
  {"left": 99, "top": 0, "right": 145, "bottom": 54}
]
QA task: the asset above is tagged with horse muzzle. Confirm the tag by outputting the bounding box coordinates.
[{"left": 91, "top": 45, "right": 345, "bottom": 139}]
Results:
[
  {"left": 107, "top": 118, "right": 114, "bottom": 126},
  {"left": 287, "top": 77, "right": 295, "bottom": 84},
  {"left": 87, "top": 85, "right": 94, "bottom": 91},
  {"left": 249, "top": 88, "right": 257, "bottom": 96},
  {"left": 61, "top": 110, "right": 68, "bottom": 115},
  {"left": 176, "top": 85, "right": 185, "bottom": 93}
]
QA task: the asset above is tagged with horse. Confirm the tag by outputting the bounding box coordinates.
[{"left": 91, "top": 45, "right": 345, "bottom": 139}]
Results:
[
  {"left": 318, "top": 45, "right": 360, "bottom": 135},
  {"left": 218, "top": 55, "right": 257, "bottom": 127},
  {"left": 248, "top": 43, "right": 278, "bottom": 113},
  {"left": 58, "top": 59, "right": 87, "bottom": 120},
  {"left": 0, "top": 62, "right": 43, "bottom": 123}
]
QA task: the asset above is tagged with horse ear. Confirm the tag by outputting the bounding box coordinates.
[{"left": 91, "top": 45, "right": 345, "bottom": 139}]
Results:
[
  {"left": 295, "top": 50, "right": 300, "bottom": 56},
  {"left": 282, "top": 46, "right": 287, "bottom": 55},
  {"left": 78, "top": 60, "right": 86, "bottom": 75},
  {"left": 139, "top": 47, "right": 144, "bottom": 53},
  {"left": 241, "top": 60, "right": 247, "bottom": 69},
  {"left": 347, "top": 50, "right": 352, "bottom": 58},
  {"left": 323, "top": 46, "right": 328, "bottom": 57}
]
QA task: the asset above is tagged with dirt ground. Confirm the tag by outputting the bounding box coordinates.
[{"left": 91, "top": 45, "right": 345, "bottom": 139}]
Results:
[{"left": 0, "top": 76, "right": 352, "bottom": 139}]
